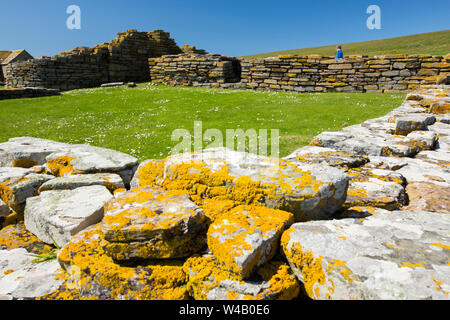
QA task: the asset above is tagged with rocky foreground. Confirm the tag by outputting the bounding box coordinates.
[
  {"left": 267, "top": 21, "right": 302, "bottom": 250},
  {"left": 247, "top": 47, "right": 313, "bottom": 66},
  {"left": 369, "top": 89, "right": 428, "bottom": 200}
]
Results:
[{"left": 0, "top": 86, "right": 449, "bottom": 300}]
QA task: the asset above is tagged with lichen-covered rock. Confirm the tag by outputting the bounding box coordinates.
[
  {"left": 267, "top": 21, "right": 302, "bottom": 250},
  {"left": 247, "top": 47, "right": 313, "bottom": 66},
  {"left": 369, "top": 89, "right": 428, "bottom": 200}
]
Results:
[
  {"left": 45, "top": 144, "right": 138, "bottom": 186},
  {"left": 57, "top": 224, "right": 189, "bottom": 300},
  {"left": 405, "top": 182, "right": 450, "bottom": 213},
  {"left": 344, "top": 168, "right": 407, "bottom": 210},
  {"left": 406, "top": 131, "right": 438, "bottom": 150},
  {"left": 0, "top": 248, "right": 64, "bottom": 300},
  {"left": 283, "top": 146, "right": 369, "bottom": 170},
  {"left": 207, "top": 205, "right": 293, "bottom": 279},
  {"left": 0, "top": 137, "right": 69, "bottom": 168},
  {"left": 101, "top": 186, "right": 209, "bottom": 261},
  {"left": 0, "top": 167, "right": 54, "bottom": 213},
  {"left": 282, "top": 210, "right": 450, "bottom": 300},
  {"left": 131, "top": 148, "right": 349, "bottom": 221},
  {"left": 38, "top": 173, "right": 125, "bottom": 193},
  {"left": 183, "top": 255, "right": 300, "bottom": 300},
  {"left": 24, "top": 185, "right": 113, "bottom": 247},
  {"left": 395, "top": 158, "right": 450, "bottom": 186},
  {"left": 0, "top": 223, "right": 50, "bottom": 254},
  {"left": 393, "top": 115, "right": 436, "bottom": 136},
  {"left": 310, "top": 131, "right": 421, "bottom": 158}
]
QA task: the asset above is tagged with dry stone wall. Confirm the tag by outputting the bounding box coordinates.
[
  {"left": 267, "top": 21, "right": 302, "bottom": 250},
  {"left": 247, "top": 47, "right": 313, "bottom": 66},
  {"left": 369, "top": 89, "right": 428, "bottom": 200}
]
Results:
[
  {"left": 0, "top": 87, "right": 60, "bottom": 100},
  {"left": 149, "top": 54, "right": 241, "bottom": 86},
  {"left": 149, "top": 53, "right": 450, "bottom": 93},
  {"left": 4, "top": 30, "right": 182, "bottom": 91}
]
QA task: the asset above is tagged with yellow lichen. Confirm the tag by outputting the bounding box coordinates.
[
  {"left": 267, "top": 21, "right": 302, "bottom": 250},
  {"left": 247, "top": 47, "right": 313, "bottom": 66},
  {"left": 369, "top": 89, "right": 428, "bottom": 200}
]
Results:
[
  {"left": 57, "top": 224, "right": 189, "bottom": 300},
  {"left": 46, "top": 156, "right": 76, "bottom": 177}
]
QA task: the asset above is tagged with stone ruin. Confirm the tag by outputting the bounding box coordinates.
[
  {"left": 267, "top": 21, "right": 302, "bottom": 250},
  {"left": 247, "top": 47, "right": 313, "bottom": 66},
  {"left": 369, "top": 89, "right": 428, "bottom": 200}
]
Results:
[
  {"left": 0, "top": 85, "right": 449, "bottom": 300},
  {"left": 4, "top": 29, "right": 183, "bottom": 91},
  {"left": 3, "top": 29, "right": 449, "bottom": 94}
]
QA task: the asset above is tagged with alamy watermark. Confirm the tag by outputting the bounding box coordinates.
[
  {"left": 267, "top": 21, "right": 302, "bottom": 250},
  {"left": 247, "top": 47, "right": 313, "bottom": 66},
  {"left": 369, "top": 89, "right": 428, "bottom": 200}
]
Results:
[
  {"left": 171, "top": 121, "right": 280, "bottom": 158},
  {"left": 66, "top": 5, "right": 81, "bottom": 30},
  {"left": 366, "top": 5, "right": 381, "bottom": 30}
]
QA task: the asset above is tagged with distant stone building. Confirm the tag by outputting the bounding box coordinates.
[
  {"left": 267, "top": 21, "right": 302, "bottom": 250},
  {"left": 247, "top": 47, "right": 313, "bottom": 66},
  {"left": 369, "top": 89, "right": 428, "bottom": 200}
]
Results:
[{"left": 0, "top": 50, "right": 33, "bottom": 82}]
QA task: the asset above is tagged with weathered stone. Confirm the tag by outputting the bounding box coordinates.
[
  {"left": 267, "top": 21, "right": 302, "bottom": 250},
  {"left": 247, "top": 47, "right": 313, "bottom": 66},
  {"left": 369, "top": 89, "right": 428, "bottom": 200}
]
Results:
[
  {"left": 394, "top": 115, "right": 436, "bottom": 135},
  {"left": 38, "top": 173, "right": 124, "bottom": 192},
  {"left": 57, "top": 224, "right": 189, "bottom": 300},
  {"left": 101, "top": 186, "right": 208, "bottom": 261},
  {"left": 45, "top": 144, "right": 138, "bottom": 186},
  {"left": 0, "top": 137, "right": 68, "bottom": 168},
  {"left": 183, "top": 255, "right": 300, "bottom": 300},
  {"left": 24, "top": 185, "right": 113, "bottom": 247},
  {"left": 131, "top": 148, "right": 350, "bottom": 221},
  {"left": 283, "top": 146, "right": 369, "bottom": 170},
  {"left": 0, "top": 167, "right": 54, "bottom": 213},
  {"left": 406, "top": 131, "right": 438, "bottom": 150},
  {"left": 207, "top": 205, "right": 293, "bottom": 279},
  {"left": 0, "top": 248, "right": 64, "bottom": 300},
  {"left": 0, "top": 223, "right": 49, "bottom": 254},
  {"left": 310, "top": 131, "right": 420, "bottom": 158},
  {"left": 282, "top": 210, "right": 450, "bottom": 300},
  {"left": 405, "top": 182, "right": 450, "bottom": 213},
  {"left": 344, "top": 168, "right": 407, "bottom": 210}
]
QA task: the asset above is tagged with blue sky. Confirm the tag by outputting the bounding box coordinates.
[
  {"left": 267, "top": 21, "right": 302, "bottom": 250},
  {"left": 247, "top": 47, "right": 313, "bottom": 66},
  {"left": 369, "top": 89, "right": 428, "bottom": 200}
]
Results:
[{"left": 1, "top": 0, "right": 449, "bottom": 57}]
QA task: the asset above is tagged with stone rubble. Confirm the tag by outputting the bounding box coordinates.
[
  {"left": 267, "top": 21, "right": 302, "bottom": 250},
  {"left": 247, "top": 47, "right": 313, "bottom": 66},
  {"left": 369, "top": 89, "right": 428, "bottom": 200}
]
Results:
[{"left": 0, "top": 85, "right": 449, "bottom": 300}]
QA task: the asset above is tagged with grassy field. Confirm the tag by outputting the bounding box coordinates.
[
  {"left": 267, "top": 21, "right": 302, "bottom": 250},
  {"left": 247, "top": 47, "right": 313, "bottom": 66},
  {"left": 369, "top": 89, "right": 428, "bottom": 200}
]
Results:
[
  {"left": 0, "top": 83, "right": 405, "bottom": 161},
  {"left": 243, "top": 30, "right": 450, "bottom": 59}
]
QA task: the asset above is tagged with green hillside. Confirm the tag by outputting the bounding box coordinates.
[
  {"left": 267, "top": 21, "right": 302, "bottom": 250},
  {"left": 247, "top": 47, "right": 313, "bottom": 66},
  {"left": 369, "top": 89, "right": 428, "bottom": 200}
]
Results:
[{"left": 243, "top": 30, "right": 450, "bottom": 59}]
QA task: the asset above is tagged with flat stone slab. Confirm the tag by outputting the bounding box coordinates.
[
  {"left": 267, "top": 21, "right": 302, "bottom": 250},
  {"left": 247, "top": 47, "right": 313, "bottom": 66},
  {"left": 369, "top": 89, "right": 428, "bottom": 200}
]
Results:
[
  {"left": 344, "top": 168, "right": 407, "bottom": 210},
  {"left": 282, "top": 210, "right": 450, "bottom": 300},
  {"left": 405, "top": 182, "right": 450, "bottom": 214},
  {"left": 57, "top": 224, "right": 189, "bottom": 300},
  {"left": 207, "top": 205, "right": 293, "bottom": 279},
  {"left": 100, "top": 82, "right": 124, "bottom": 88},
  {"left": 283, "top": 146, "right": 369, "bottom": 170},
  {"left": 0, "top": 167, "right": 54, "bottom": 213},
  {"left": 393, "top": 115, "right": 436, "bottom": 136},
  {"left": 0, "top": 137, "right": 139, "bottom": 186},
  {"left": 0, "top": 137, "right": 69, "bottom": 168},
  {"left": 131, "top": 148, "right": 350, "bottom": 221},
  {"left": 38, "top": 173, "right": 125, "bottom": 192},
  {"left": 45, "top": 144, "right": 138, "bottom": 186},
  {"left": 310, "top": 130, "right": 421, "bottom": 158},
  {"left": 0, "top": 223, "right": 49, "bottom": 255},
  {"left": 0, "top": 248, "right": 63, "bottom": 300},
  {"left": 183, "top": 255, "right": 300, "bottom": 300},
  {"left": 24, "top": 185, "right": 113, "bottom": 247},
  {"left": 102, "top": 186, "right": 208, "bottom": 261}
]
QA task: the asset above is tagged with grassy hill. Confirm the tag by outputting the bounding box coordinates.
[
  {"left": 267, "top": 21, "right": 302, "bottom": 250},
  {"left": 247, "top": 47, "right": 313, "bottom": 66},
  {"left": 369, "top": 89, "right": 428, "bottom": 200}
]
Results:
[{"left": 243, "top": 30, "right": 450, "bottom": 59}]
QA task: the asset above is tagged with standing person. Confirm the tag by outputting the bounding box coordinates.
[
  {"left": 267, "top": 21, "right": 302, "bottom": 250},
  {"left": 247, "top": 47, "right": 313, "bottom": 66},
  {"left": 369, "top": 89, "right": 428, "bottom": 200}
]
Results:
[{"left": 336, "top": 45, "right": 344, "bottom": 60}]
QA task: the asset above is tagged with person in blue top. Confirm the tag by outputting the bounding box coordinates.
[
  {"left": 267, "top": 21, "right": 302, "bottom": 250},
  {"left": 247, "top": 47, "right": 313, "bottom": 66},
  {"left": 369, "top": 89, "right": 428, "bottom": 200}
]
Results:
[{"left": 336, "top": 45, "right": 344, "bottom": 59}]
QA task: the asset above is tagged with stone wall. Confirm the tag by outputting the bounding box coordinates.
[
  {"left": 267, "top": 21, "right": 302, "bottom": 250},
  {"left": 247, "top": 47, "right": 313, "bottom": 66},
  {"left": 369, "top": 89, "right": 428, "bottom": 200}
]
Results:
[
  {"left": 4, "top": 30, "right": 182, "bottom": 91},
  {"left": 149, "top": 54, "right": 241, "bottom": 86},
  {"left": 149, "top": 53, "right": 450, "bottom": 93},
  {"left": 0, "top": 88, "right": 60, "bottom": 100}
]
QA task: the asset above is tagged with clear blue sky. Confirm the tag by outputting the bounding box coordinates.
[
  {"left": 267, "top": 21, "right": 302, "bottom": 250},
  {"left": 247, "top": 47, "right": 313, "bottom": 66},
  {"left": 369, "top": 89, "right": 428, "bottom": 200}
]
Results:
[{"left": 1, "top": 0, "right": 449, "bottom": 57}]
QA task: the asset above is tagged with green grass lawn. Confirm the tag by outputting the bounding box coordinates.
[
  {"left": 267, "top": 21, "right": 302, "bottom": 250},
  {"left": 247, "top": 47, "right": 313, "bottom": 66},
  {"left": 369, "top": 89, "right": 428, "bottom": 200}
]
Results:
[
  {"left": 243, "top": 30, "right": 450, "bottom": 59},
  {"left": 0, "top": 83, "right": 405, "bottom": 161}
]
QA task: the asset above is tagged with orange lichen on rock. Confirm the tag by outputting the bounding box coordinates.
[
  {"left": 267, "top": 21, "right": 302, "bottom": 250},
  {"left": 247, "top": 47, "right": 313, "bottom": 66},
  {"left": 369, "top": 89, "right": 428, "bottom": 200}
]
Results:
[
  {"left": 0, "top": 223, "right": 50, "bottom": 254},
  {"left": 46, "top": 156, "right": 76, "bottom": 177},
  {"left": 57, "top": 224, "right": 189, "bottom": 300},
  {"left": 207, "top": 205, "right": 294, "bottom": 279},
  {"left": 281, "top": 228, "right": 334, "bottom": 300},
  {"left": 183, "top": 255, "right": 300, "bottom": 300},
  {"left": 102, "top": 186, "right": 208, "bottom": 261}
]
